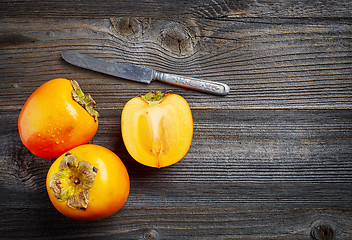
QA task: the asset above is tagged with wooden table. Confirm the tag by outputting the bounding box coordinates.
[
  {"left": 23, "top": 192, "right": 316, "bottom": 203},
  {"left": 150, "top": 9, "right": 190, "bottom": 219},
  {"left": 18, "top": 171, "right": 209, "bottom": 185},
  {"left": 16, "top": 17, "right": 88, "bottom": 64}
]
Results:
[{"left": 1, "top": 1, "right": 351, "bottom": 239}]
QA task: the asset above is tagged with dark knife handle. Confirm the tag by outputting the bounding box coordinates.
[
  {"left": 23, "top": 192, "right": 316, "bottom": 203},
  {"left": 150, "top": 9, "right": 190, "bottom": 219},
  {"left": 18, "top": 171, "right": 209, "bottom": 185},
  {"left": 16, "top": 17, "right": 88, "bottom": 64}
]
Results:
[{"left": 153, "top": 71, "right": 230, "bottom": 96}]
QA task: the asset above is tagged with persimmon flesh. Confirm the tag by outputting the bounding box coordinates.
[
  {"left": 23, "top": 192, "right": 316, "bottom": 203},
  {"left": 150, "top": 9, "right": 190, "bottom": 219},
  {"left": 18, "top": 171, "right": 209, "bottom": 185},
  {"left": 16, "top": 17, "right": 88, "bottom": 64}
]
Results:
[{"left": 121, "top": 91, "right": 193, "bottom": 168}]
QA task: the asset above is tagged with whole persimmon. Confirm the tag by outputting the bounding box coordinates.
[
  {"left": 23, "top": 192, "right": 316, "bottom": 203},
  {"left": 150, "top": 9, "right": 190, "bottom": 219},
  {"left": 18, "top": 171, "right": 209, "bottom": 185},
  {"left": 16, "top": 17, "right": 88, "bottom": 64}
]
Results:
[
  {"left": 18, "top": 78, "right": 99, "bottom": 159},
  {"left": 121, "top": 91, "right": 193, "bottom": 168},
  {"left": 46, "top": 144, "right": 130, "bottom": 220}
]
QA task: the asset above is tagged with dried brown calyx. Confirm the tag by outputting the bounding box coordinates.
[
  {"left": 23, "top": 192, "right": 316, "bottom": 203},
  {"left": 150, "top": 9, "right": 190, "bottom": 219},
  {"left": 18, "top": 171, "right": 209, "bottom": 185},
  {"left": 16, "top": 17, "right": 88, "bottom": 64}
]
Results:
[
  {"left": 71, "top": 80, "right": 99, "bottom": 122},
  {"left": 49, "top": 152, "right": 98, "bottom": 210}
]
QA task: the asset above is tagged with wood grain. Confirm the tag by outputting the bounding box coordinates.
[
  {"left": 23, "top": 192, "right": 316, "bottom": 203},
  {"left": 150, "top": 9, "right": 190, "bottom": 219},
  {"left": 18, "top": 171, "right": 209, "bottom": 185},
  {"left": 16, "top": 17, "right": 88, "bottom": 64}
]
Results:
[
  {"left": 0, "top": 18, "right": 351, "bottom": 109},
  {"left": 0, "top": 0, "right": 351, "bottom": 18},
  {"left": 0, "top": 0, "right": 352, "bottom": 239},
  {"left": 1, "top": 108, "right": 352, "bottom": 239},
  {"left": 1, "top": 207, "right": 351, "bottom": 239}
]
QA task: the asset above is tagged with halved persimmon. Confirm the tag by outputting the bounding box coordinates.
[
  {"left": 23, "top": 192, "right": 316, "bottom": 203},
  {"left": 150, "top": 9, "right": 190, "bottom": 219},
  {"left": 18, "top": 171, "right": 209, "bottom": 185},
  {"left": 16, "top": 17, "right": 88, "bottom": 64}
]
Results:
[{"left": 121, "top": 91, "right": 193, "bottom": 168}]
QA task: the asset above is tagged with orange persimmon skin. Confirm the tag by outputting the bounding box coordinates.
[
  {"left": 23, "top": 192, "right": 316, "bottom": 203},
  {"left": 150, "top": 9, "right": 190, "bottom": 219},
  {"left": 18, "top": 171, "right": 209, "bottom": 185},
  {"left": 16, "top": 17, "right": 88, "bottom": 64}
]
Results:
[
  {"left": 121, "top": 93, "right": 193, "bottom": 168},
  {"left": 46, "top": 144, "right": 130, "bottom": 220},
  {"left": 18, "top": 78, "right": 98, "bottom": 159}
]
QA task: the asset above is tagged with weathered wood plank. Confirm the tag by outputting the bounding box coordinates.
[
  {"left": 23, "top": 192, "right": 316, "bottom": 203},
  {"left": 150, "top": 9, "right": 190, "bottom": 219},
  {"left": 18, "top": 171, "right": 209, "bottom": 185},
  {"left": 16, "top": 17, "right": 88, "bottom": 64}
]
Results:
[
  {"left": 2, "top": 109, "right": 351, "bottom": 207},
  {"left": 1, "top": 2, "right": 352, "bottom": 238},
  {"left": 0, "top": 207, "right": 351, "bottom": 239},
  {"left": 0, "top": 0, "right": 351, "bottom": 18},
  {"left": 0, "top": 17, "right": 351, "bottom": 109}
]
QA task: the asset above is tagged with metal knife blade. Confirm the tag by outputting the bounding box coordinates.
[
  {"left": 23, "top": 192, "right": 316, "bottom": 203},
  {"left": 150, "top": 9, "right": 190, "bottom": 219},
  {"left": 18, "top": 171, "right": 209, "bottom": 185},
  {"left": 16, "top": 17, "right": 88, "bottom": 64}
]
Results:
[
  {"left": 62, "top": 50, "right": 153, "bottom": 84},
  {"left": 62, "top": 50, "right": 230, "bottom": 95}
]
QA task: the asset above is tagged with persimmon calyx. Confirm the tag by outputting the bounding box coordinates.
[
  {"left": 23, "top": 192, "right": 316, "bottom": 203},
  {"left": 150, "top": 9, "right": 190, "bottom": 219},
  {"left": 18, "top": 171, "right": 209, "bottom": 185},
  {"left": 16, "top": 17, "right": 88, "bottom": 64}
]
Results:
[
  {"left": 49, "top": 152, "right": 98, "bottom": 210},
  {"left": 71, "top": 80, "right": 100, "bottom": 121},
  {"left": 141, "top": 91, "right": 169, "bottom": 104}
]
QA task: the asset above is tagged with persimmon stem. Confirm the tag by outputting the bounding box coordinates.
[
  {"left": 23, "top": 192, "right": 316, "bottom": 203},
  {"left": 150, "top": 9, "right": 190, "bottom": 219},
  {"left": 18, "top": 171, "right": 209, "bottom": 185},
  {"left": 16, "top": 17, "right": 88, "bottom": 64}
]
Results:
[
  {"left": 49, "top": 152, "right": 98, "bottom": 210},
  {"left": 74, "top": 177, "right": 80, "bottom": 185},
  {"left": 141, "top": 91, "right": 168, "bottom": 104},
  {"left": 71, "top": 80, "right": 99, "bottom": 121}
]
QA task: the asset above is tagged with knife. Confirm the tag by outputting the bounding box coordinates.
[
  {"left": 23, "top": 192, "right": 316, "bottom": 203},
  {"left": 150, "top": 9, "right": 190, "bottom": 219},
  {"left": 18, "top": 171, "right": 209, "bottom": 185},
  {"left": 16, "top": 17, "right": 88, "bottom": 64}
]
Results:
[{"left": 62, "top": 51, "right": 230, "bottom": 95}]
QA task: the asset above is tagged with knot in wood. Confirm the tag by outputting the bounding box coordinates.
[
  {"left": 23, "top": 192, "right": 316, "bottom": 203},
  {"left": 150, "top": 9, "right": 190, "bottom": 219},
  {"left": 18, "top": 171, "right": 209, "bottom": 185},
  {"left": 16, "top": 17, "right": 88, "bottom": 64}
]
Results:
[
  {"left": 143, "top": 229, "right": 159, "bottom": 240},
  {"left": 158, "top": 22, "right": 194, "bottom": 56},
  {"left": 310, "top": 222, "right": 334, "bottom": 240},
  {"left": 111, "top": 17, "right": 141, "bottom": 37}
]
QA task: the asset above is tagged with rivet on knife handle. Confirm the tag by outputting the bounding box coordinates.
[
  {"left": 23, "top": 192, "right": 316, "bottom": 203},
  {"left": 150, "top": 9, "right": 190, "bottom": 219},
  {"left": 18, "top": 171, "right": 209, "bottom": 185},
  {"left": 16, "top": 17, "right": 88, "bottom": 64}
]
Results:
[{"left": 153, "top": 71, "right": 230, "bottom": 96}]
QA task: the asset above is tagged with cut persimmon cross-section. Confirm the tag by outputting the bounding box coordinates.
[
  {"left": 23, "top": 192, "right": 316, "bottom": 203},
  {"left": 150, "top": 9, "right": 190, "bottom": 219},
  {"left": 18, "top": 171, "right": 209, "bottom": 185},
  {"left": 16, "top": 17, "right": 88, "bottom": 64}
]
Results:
[{"left": 121, "top": 91, "right": 193, "bottom": 168}]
